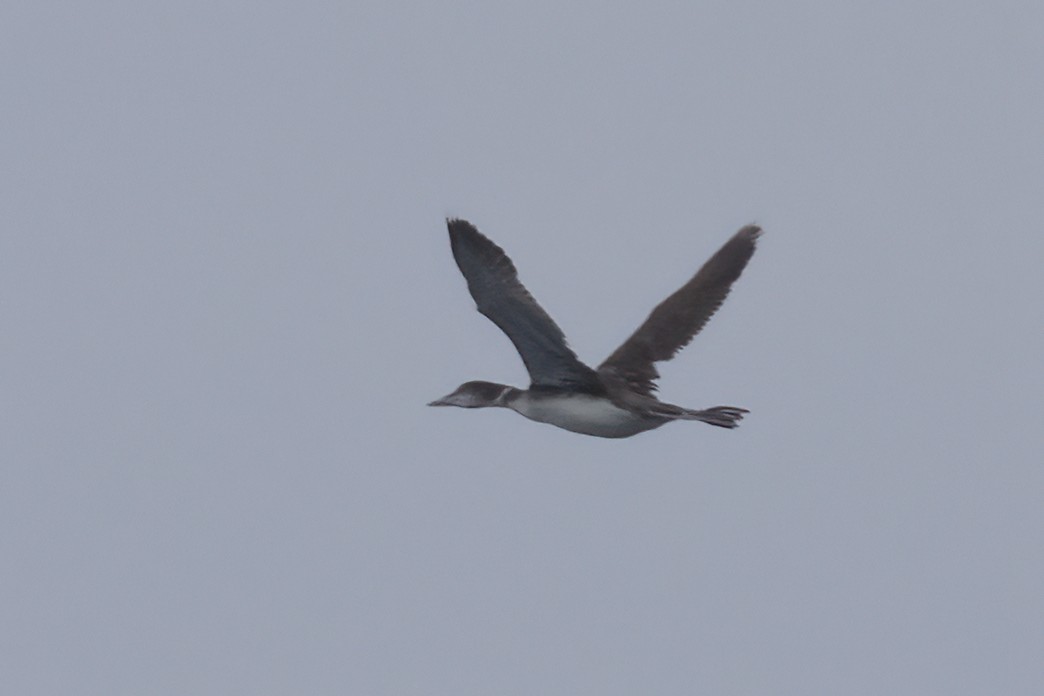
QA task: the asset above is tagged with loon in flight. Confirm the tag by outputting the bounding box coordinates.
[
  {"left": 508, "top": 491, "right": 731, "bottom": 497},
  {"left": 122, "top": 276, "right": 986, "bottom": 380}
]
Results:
[{"left": 429, "top": 218, "right": 761, "bottom": 438}]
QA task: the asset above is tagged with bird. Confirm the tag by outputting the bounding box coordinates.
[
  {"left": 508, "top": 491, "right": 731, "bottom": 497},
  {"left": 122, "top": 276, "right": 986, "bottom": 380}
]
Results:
[{"left": 429, "top": 218, "right": 761, "bottom": 438}]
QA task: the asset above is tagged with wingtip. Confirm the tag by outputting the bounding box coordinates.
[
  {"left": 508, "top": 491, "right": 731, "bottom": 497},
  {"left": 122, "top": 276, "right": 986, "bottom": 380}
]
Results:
[
  {"left": 446, "top": 217, "right": 479, "bottom": 239},
  {"left": 738, "top": 224, "right": 763, "bottom": 241}
]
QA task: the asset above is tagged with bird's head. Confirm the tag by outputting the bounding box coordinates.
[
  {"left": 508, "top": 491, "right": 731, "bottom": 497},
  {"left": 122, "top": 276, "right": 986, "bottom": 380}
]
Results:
[{"left": 428, "top": 381, "right": 512, "bottom": 408}]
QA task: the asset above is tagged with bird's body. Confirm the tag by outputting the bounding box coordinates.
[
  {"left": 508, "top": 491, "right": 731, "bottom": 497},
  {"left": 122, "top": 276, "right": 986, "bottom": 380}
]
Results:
[
  {"left": 507, "top": 388, "right": 663, "bottom": 439},
  {"left": 429, "top": 219, "right": 761, "bottom": 438}
]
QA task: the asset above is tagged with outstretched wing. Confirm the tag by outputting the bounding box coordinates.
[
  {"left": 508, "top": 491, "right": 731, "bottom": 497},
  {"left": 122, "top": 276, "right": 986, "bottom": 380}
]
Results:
[
  {"left": 598, "top": 225, "right": 761, "bottom": 395},
  {"left": 446, "top": 219, "right": 600, "bottom": 391}
]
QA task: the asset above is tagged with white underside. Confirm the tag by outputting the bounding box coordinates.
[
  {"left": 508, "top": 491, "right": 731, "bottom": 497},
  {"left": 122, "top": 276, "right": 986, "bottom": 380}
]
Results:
[{"left": 509, "top": 392, "right": 664, "bottom": 438}]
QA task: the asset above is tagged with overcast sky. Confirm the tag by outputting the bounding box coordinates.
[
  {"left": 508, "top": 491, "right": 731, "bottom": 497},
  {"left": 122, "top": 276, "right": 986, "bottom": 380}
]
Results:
[{"left": 2, "top": 2, "right": 1042, "bottom": 694}]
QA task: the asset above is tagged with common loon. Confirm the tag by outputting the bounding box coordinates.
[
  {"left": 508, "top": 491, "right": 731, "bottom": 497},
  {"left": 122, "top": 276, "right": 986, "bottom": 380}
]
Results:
[{"left": 429, "top": 218, "right": 761, "bottom": 438}]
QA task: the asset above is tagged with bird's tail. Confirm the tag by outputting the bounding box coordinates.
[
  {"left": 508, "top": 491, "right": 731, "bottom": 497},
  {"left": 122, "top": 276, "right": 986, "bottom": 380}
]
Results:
[{"left": 678, "top": 406, "right": 749, "bottom": 429}]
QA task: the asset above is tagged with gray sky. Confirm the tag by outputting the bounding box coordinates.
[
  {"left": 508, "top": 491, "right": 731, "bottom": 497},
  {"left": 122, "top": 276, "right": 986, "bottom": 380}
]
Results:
[{"left": 2, "top": 1, "right": 1042, "bottom": 694}]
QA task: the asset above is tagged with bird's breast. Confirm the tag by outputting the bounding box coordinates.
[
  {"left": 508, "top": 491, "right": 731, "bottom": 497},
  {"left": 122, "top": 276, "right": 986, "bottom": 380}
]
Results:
[{"left": 509, "top": 392, "right": 663, "bottom": 438}]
